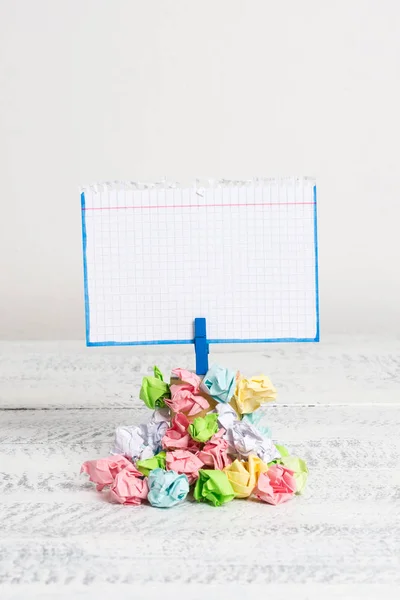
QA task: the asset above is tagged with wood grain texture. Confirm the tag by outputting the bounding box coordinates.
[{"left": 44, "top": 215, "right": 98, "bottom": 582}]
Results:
[
  {"left": 0, "top": 338, "right": 399, "bottom": 598},
  {"left": 1, "top": 336, "right": 400, "bottom": 408}
]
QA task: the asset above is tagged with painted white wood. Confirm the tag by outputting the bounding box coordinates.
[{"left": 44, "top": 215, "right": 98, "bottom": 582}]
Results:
[
  {"left": 1, "top": 336, "right": 400, "bottom": 408},
  {"left": 0, "top": 337, "right": 399, "bottom": 598}
]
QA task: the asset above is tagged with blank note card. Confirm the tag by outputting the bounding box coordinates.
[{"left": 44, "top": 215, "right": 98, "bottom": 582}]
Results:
[{"left": 81, "top": 178, "right": 319, "bottom": 346}]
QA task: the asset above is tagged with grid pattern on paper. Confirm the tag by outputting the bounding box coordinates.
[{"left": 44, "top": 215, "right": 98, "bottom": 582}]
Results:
[{"left": 81, "top": 178, "right": 319, "bottom": 345}]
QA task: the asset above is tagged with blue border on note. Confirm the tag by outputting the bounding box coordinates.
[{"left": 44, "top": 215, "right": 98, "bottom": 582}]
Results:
[
  {"left": 81, "top": 192, "right": 91, "bottom": 345},
  {"left": 81, "top": 187, "right": 320, "bottom": 346},
  {"left": 313, "top": 184, "right": 320, "bottom": 342}
]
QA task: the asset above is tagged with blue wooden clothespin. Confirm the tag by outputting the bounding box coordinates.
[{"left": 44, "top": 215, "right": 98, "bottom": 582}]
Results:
[{"left": 194, "top": 317, "right": 209, "bottom": 375}]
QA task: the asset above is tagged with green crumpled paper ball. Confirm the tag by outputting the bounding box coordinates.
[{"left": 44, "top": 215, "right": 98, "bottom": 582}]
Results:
[
  {"left": 139, "top": 366, "right": 170, "bottom": 409},
  {"left": 136, "top": 451, "right": 166, "bottom": 476},
  {"left": 188, "top": 413, "right": 219, "bottom": 443},
  {"left": 193, "top": 469, "right": 235, "bottom": 507}
]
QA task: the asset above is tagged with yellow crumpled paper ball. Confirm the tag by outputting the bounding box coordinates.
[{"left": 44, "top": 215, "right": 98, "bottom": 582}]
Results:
[
  {"left": 234, "top": 374, "right": 277, "bottom": 414},
  {"left": 223, "top": 454, "right": 269, "bottom": 498}
]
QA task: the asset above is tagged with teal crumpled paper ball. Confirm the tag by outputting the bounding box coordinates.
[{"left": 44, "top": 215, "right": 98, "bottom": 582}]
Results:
[
  {"left": 147, "top": 468, "right": 190, "bottom": 508},
  {"left": 242, "top": 411, "right": 272, "bottom": 438},
  {"left": 200, "top": 364, "right": 236, "bottom": 404}
]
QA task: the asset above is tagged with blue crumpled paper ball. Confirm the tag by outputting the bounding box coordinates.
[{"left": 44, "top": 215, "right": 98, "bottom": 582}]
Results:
[
  {"left": 200, "top": 364, "right": 236, "bottom": 404},
  {"left": 147, "top": 468, "right": 190, "bottom": 508}
]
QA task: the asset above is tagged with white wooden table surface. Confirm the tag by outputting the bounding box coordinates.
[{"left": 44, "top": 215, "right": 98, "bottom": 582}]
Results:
[{"left": 0, "top": 336, "right": 399, "bottom": 599}]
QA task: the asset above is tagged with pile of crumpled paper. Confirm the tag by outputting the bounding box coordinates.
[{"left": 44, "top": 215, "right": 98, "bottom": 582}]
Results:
[{"left": 81, "top": 365, "right": 308, "bottom": 508}]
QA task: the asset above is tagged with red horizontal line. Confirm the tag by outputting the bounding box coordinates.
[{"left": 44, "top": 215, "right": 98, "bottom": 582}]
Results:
[{"left": 83, "top": 201, "right": 316, "bottom": 211}]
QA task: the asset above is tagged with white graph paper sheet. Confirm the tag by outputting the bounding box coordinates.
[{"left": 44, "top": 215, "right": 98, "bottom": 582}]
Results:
[{"left": 81, "top": 178, "right": 319, "bottom": 346}]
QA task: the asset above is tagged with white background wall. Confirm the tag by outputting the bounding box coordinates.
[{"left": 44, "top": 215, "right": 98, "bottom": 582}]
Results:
[{"left": 0, "top": 0, "right": 399, "bottom": 339}]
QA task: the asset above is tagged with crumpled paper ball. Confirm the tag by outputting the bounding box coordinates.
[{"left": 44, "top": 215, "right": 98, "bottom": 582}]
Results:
[
  {"left": 234, "top": 375, "right": 277, "bottom": 414},
  {"left": 162, "top": 413, "right": 200, "bottom": 452},
  {"left": 111, "top": 409, "right": 169, "bottom": 461},
  {"left": 81, "top": 455, "right": 132, "bottom": 491},
  {"left": 225, "top": 419, "right": 280, "bottom": 464},
  {"left": 279, "top": 455, "right": 308, "bottom": 494},
  {"left": 273, "top": 446, "right": 308, "bottom": 495},
  {"left": 214, "top": 403, "right": 238, "bottom": 430},
  {"left": 136, "top": 451, "right": 166, "bottom": 476},
  {"left": 200, "top": 364, "right": 236, "bottom": 404},
  {"left": 147, "top": 468, "right": 190, "bottom": 508},
  {"left": 165, "top": 449, "right": 204, "bottom": 484},
  {"left": 193, "top": 469, "right": 235, "bottom": 507},
  {"left": 197, "top": 430, "right": 232, "bottom": 470},
  {"left": 188, "top": 413, "right": 219, "bottom": 443},
  {"left": 140, "top": 366, "right": 171, "bottom": 409},
  {"left": 254, "top": 464, "right": 296, "bottom": 505},
  {"left": 110, "top": 466, "right": 149, "bottom": 505},
  {"left": 166, "top": 368, "right": 210, "bottom": 417},
  {"left": 223, "top": 454, "right": 269, "bottom": 498}
]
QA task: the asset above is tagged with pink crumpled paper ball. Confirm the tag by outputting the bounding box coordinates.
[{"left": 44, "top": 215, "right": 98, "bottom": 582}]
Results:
[
  {"left": 80, "top": 455, "right": 133, "bottom": 491},
  {"left": 162, "top": 413, "right": 201, "bottom": 451},
  {"left": 254, "top": 464, "right": 297, "bottom": 505},
  {"left": 110, "top": 467, "right": 149, "bottom": 505},
  {"left": 197, "top": 429, "right": 232, "bottom": 470},
  {"left": 166, "top": 449, "right": 204, "bottom": 485},
  {"left": 166, "top": 368, "right": 210, "bottom": 417}
]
